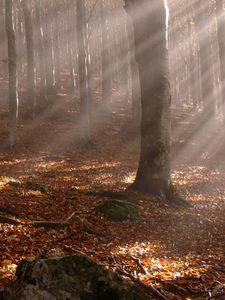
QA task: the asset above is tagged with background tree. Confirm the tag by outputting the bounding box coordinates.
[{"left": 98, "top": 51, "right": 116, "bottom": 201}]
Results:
[
  {"left": 76, "top": 0, "right": 90, "bottom": 145},
  {"left": 21, "top": 0, "right": 35, "bottom": 117},
  {"left": 215, "top": 0, "right": 225, "bottom": 120},
  {"left": 5, "top": 0, "right": 18, "bottom": 147}
]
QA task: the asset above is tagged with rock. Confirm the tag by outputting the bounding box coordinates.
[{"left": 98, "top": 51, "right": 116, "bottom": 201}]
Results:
[
  {"left": 4, "top": 254, "right": 148, "bottom": 300},
  {"left": 26, "top": 181, "right": 49, "bottom": 193},
  {"left": 95, "top": 199, "right": 140, "bottom": 221}
]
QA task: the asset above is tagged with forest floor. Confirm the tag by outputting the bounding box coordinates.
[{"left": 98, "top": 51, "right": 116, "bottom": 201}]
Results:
[{"left": 1, "top": 86, "right": 225, "bottom": 299}]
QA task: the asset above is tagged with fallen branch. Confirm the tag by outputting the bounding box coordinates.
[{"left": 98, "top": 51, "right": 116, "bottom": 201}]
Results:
[
  {"left": 28, "top": 221, "right": 69, "bottom": 229},
  {"left": 0, "top": 214, "right": 20, "bottom": 225},
  {"left": 117, "top": 268, "right": 170, "bottom": 300},
  {"left": 130, "top": 255, "right": 149, "bottom": 275}
]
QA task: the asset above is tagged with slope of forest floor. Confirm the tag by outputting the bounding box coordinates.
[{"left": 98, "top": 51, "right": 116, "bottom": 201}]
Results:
[{"left": 1, "top": 92, "right": 225, "bottom": 299}]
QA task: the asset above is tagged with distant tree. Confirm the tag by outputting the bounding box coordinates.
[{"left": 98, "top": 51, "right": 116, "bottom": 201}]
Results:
[
  {"left": 215, "top": 0, "right": 225, "bottom": 120},
  {"left": 124, "top": 0, "right": 173, "bottom": 200},
  {"left": 194, "top": 0, "right": 215, "bottom": 117},
  {"left": 5, "top": 0, "right": 18, "bottom": 147},
  {"left": 21, "top": 0, "right": 35, "bottom": 117},
  {"left": 126, "top": 13, "right": 141, "bottom": 122},
  {"left": 100, "top": 0, "right": 112, "bottom": 111},
  {"left": 76, "top": 0, "right": 90, "bottom": 145},
  {"left": 34, "top": 0, "right": 47, "bottom": 109}
]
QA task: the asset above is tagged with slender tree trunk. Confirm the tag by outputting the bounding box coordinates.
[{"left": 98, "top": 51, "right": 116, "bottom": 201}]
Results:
[
  {"left": 0, "top": 1, "right": 8, "bottom": 78},
  {"left": 195, "top": 1, "right": 215, "bottom": 117},
  {"left": 35, "top": 0, "right": 47, "bottom": 109},
  {"left": 126, "top": 14, "right": 141, "bottom": 122},
  {"left": 100, "top": 0, "right": 112, "bottom": 110},
  {"left": 76, "top": 0, "right": 90, "bottom": 144},
  {"left": 43, "top": 1, "right": 54, "bottom": 96},
  {"left": 21, "top": 0, "right": 35, "bottom": 117},
  {"left": 52, "top": 1, "right": 61, "bottom": 91},
  {"left": 5, "top": 0, "right": 18, "bottom": 147},
  {"left": 124, "top": 0, "right": 172, "bottom": 198},
  {"left": 67, "top": 0, "right": 77, "bottom": 95},
  {"left": 215, "top": 0, "right": 225, "bottom": 119}
]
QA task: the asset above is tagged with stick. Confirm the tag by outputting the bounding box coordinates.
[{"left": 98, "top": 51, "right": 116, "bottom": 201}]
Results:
[
  {"left": 130, "top": 255, "right": 149, "bottom": 275},
  {"left": 117, "top": 269, "right": 171, "bottom": 300}
]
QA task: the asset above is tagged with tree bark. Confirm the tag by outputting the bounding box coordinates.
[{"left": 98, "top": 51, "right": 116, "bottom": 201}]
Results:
[
  {"left": 124, "top": 0, "right": 172, "bottom": 198},
  {"left": 126, "top": 13, "right": 141, "bottom": 122},
  {"left": 194, "top": 1, "right": 215, "bottom": 117},
  {"left": 21, "top": 0, "right": 35, "bottom": 117},
  {"left": 76, "top": 0, "right": 90, "bottom": 144},
  {"left": 100, "top": 0, "right": 112, "bottom": 110},
  {"left": 215, "top": 0, "right": 225, "bottom": 119},
  {"left": 5, "top": 0, "right": 18, "bottom": 147}
]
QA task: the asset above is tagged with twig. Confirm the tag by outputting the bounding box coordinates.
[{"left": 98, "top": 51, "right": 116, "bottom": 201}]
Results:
[
  {"left": 53, "top": 232, "right": 76, "bottom": 243},
  {"left": 66, "top": 211, "right": 83, "bottom": 221},
  {"left": 130, "top": 255, "right": 149, "bottom": 275},
  {"left": 117, "top": 268, "right": 171, "bottom": 300}
]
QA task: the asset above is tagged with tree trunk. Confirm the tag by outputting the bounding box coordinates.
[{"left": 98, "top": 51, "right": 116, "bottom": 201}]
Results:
[
  {"left": 194, "top": 1, "right": 215, "bottom": 117},
  {"left": 215, "top": 0, "right": 225, "bottom": 119},
  {"left": 76, "top": 0, "right": 90, "bottom": 144},
  {"left": 21, "top": 0, "right": 35, "bottom": 117},
  {"left": 124, "top": 0, "right": 172, "bottom": 198},
  {"left": 35, "top": 0, "right": 47, "bottom": 109},
  {"left": 100, "top": 0, "right": 112, "bottom": 111},
  {"left": 5, "top": 0, "right": 18, "bottom": 147},
  {"left": 126, "top": 13, "right": 141, "bottom": 122}
]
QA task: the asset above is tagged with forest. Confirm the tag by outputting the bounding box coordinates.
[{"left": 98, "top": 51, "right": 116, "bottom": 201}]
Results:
[{"left": 1, "top": 0, "right": 225, "bottom": 299}]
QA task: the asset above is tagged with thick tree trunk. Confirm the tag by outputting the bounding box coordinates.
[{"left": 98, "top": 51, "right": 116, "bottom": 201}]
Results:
[
  {"left": 5, "top": 0, "right": 18, "bottom": 147},
  {"left": 124, "top": 0, "right": 172, "bottom": 197},
  {"left": 22, "top": 0, "right": 35, "bottom": 117}
]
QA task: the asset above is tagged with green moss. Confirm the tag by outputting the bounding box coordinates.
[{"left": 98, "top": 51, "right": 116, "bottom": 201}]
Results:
[{"left": 95, "top": 199, "right": 140, "bottom": 221}]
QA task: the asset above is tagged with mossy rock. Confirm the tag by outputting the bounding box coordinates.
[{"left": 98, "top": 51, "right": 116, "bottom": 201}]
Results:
[
  {"left": 26, "top": 181, "right": 49, "bottom": 193},
  {"left": 4, "top": 254, "right": 149, "bottom": 300},
  {"left": 95, "top": 199, "right": 140, "bottom": 221}
]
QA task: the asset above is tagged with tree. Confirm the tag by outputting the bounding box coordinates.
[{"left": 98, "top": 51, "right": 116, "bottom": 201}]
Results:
[
  {"left": 100, "top": 0, "right": 112, "bottom": 111},
  {"left": 215, "top": 0, "right": 225, "bottom": 120},
  {"left": 124, "top": 0, "right": 173, "bottom": 200},
  {"left": 5, "top": 0, "right": 18, "bottom": 147},
  {"left": 76, "top": 0, "right": 90, "bottom": 145},
  {"left": 21, "top": 0, "right": 35, "bottom": 117},
  {"left": 194, "top": 0, "right": 215, "bottom": 117}
]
